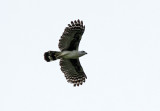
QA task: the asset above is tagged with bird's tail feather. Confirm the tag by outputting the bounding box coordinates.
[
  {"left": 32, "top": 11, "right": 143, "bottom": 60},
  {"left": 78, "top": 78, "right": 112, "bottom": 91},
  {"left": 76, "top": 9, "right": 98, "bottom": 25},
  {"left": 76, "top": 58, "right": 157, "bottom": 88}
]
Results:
[{"left": 44, "top": 51, "right": 61, "bottom": 62}]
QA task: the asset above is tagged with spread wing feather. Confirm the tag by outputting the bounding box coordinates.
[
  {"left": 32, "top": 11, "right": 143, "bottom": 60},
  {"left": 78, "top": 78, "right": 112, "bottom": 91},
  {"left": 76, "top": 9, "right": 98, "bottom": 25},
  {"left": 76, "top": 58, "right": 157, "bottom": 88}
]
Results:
[
  {"left": 58, "top": 19, "right": 85, "bottom": 51},
  {"left": 60, "top": 59, "right": 87, "bottom": 86}
]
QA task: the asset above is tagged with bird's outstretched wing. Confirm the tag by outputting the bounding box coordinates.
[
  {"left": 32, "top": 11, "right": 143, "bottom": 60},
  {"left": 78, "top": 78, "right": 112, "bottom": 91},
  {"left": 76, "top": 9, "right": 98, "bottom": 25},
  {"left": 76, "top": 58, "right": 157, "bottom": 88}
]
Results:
[
  {"left": 60, "top": 59, "right": 87, "bottom": 86},
  {"left": 58, "top": 19, "right": 85, "bottom": 51}
]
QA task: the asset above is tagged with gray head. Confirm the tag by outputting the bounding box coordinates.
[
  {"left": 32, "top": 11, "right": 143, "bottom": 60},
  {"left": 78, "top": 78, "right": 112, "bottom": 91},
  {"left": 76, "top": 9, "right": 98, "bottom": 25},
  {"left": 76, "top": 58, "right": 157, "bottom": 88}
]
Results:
[{"left": 79, "top": 51, "right": 87, "bottom": 57}]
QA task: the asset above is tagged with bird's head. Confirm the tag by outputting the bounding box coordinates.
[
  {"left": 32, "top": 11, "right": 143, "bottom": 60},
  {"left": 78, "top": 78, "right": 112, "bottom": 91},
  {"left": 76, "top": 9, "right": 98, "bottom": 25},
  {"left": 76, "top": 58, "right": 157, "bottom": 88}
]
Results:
[{"left": 79, "top": 51, "right": 87, "bottom": 57}]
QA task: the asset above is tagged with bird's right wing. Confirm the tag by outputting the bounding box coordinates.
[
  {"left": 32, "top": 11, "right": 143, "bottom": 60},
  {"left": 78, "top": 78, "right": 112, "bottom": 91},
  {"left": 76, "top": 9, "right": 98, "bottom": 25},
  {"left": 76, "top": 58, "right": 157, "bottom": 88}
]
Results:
[{"left": 60, "top": 59, "right": 87, "bottom": 86}]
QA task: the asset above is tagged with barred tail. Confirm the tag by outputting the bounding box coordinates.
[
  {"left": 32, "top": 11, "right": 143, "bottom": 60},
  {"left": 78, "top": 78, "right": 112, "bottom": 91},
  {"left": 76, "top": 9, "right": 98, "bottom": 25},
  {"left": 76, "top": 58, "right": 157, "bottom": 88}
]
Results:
[{"left": 44, "top": 51, "right": 60, "bottom": 62}]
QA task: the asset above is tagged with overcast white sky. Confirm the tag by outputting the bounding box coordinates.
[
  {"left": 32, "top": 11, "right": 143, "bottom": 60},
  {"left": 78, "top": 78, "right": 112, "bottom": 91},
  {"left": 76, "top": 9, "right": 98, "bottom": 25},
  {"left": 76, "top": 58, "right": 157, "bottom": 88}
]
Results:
[{"left": 0, "top": 0, "right": 160, "bottom": 111}]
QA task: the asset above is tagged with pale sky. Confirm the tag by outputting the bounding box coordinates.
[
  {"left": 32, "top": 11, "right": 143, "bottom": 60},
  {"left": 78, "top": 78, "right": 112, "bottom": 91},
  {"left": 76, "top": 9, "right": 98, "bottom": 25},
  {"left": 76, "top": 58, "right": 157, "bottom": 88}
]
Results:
[{"left": 0, "top": 0, "right": 160, "bottom": 111}]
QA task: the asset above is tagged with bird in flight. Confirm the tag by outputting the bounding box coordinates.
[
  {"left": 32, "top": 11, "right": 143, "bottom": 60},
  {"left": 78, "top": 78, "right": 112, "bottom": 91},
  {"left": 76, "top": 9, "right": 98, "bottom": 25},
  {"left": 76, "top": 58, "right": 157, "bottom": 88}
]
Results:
[{"left": 44, "top": 19, "right": 87, "bottom": 86}]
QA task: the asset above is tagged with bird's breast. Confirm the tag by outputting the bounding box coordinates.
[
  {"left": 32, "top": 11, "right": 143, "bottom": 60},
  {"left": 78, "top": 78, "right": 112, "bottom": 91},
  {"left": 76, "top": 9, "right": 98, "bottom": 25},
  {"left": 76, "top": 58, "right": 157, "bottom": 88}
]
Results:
[{"left": 61, "top": 51, "right": 79, "bottom": 59}]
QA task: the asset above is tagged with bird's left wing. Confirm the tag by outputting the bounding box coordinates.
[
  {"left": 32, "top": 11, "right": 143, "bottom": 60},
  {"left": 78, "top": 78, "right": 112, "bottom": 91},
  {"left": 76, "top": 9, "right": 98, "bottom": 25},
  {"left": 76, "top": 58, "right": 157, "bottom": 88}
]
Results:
[
  {"left": 58, "top": 19, "right": 85, "bottom": 51},
  {"left": 60, "top": 59, "right": 87, "bottom": 86}
]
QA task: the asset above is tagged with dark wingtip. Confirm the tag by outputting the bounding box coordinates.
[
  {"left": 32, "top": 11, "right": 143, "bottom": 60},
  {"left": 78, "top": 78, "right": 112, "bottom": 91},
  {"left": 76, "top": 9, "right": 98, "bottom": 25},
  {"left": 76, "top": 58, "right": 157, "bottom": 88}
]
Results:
[{"left": 44, "top": 52, "right": 50, "bottom": 62}]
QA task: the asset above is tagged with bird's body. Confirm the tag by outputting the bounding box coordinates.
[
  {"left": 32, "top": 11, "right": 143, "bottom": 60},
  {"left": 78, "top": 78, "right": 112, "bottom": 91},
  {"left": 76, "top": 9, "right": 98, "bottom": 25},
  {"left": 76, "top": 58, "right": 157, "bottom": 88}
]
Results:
[
  {"left": 58, "top": 50, "right": 86, "bottom": 59},
  {"left": 44, "top": 19, "right": 87, "bottom": 86},
  {"left": 61, "top": 50, "right": 79, "bottom": 59}
]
